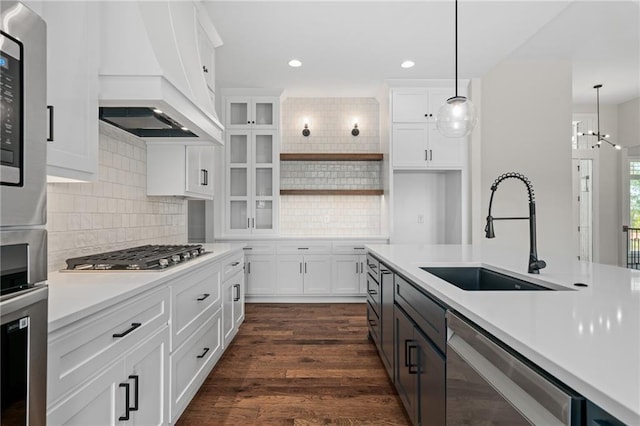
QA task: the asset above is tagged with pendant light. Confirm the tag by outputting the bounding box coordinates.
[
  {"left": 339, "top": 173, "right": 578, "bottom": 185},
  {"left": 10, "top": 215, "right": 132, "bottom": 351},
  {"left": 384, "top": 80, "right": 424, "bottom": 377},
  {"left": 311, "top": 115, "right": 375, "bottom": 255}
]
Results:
[
  {"left": 578, "top": 84, "right": 621, "bottom": 150},
  {"left": 436, "top": 0, "right": 478, "bottom": 138}
]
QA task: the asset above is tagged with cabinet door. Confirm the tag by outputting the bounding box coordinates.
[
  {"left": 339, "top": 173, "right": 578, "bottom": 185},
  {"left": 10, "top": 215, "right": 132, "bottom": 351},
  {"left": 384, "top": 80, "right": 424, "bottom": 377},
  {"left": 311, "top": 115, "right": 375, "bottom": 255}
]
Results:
[
  {"left": 303, "top": 255, "right": 332, "bottom": 294},
  {"left": 125, "top": 327, "right": 169, "bottom": 426},
  {"left": 392, "top": 89, "right": 429, "bottom": 123},
  {"left": 245, "top": 254, "right": 277, "bottom": 295},
  {"left": 47, "top": 360, "right": 125, "bottom": 426},
  {"left": 252, "top": 131, "right": 277, "bottom": 233},
  {"left": 394, "top": 307, "right": 418, "bottom": 425},
  {"left": 251, "top": 97, "right": 277, "bottom": 129},
  {"left": 331, "top": 255, "right": 361, "bottom": 294},
  {"left": 415, "top": 328, "right": 446, "bottom": 426},
  {"left": 186, "top": 146, "right": 214, "bottom": 198},
  {"left": 227, "top": 131, "right": 251, "bottom": 233},
  {"left": 276, "top": 255, "right": 304, "bottom": 294},
  {"left": 43, "top": 1, "right": 99, "bottom": 181},
  {"left": 427, "top": 88, "right": 452, "bottom": 121},
  {"left": 226, "top": 98, "right": 251, "bottom": 128},
  {"left": 427, "top": 125, "right": 464, "bottom": 169},
  {"left": 392, "top": 124, "right": 429, "bottom": 169},
  {"left": 222, "top": 278, "right": 235, "bottom": 346}
]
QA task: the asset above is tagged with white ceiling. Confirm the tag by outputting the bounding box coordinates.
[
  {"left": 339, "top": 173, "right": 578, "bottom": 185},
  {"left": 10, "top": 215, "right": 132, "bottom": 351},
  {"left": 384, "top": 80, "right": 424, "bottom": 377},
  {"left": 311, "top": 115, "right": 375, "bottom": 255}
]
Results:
[{"left": 205, "top": 1, "right": 640, "bottom": 105}]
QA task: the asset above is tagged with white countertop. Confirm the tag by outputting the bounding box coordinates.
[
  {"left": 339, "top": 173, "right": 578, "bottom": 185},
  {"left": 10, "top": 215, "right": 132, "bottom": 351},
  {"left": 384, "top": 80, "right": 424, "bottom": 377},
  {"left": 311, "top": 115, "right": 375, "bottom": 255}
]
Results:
[
  {"left": 365, "top": 243, "right": 640, "bottom": 425},
  {"left": 46, "top": 243, "right": 245, "bottom": 333}
]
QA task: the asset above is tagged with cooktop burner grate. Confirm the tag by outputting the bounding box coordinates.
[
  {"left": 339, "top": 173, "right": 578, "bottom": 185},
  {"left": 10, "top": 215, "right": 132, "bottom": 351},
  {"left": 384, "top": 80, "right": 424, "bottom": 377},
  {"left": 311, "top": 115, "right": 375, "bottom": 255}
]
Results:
[{"left": 65, "top": 244, "right": 208, "bottom": 271}]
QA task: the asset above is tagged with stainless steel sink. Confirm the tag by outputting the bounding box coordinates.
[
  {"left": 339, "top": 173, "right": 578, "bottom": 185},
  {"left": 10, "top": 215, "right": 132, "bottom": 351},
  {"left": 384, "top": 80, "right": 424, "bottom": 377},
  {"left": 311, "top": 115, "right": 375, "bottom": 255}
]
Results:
[{"left": 421, "top": 267, "right": 558, "bottom": 291}]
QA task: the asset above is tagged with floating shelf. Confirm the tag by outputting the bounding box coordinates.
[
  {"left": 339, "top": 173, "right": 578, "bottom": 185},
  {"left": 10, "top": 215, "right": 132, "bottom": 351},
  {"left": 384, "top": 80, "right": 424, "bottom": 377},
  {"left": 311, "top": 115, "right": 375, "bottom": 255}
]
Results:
[
  {"left": 280, "top": 153, "right": 383, "bottom": 161},
  {"left": 280, "top": 189, "right": 384, "bottom": 196}
]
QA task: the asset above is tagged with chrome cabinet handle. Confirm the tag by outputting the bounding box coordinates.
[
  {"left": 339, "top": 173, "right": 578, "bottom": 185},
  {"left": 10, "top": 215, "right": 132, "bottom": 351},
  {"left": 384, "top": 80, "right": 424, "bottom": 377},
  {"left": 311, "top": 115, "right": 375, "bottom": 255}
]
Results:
[
  {"left": 118, "top": 383, "right": 131, "bottom": 421},
  {"left": 113, "top": 322, "right": 142, "bottom": 338},
  {"left": 197, "top": 293, "right": 210, "bottom": 301},
  {"left": 233, "top": 284, "right": 241, "bottom": 302},
  {"left": 197, "top": 347, "right": 210, "bottom": 359}
]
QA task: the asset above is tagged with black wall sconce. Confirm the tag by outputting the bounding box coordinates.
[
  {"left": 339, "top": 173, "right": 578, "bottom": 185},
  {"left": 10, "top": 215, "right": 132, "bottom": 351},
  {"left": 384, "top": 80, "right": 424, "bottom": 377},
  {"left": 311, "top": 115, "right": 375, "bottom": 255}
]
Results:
[
  {"left": 302, "top": 122, "right": 310, "bottom": 137},
  {"left": 351, "top": 123, "right": 360, "bottom": 136}
]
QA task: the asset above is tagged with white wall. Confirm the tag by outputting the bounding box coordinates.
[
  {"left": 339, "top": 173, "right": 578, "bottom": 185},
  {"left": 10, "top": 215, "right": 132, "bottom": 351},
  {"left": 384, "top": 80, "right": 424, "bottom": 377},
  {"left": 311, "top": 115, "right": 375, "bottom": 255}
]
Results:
[{"left": 479, "top": 60, "right": 573, "bottom": 261}]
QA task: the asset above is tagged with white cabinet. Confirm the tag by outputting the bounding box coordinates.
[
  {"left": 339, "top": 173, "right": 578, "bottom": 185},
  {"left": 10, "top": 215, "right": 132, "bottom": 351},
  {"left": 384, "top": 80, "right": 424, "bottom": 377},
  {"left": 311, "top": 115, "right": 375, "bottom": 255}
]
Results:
[
  {"left": 222, "top": 252, "right": 245, "bottom": 348},
  {"left": 40, "top": 1, "right": 99, "bottom": 182},
  {"left": 226, "top": 130, "right": 278, "bottom": 234},
  {"left": 46, "top": 286, "right": 169, "bottom": 425},
  {"left": 225, "top": 97, "right": 279, "bottom": 130},
  {"left": 332, "top": 255, "right": 367, "bottom": 295},
  {"left": 147, "top": 143, "right": 215, "bottom": 199},
  {"left": 392, "top": 88, "right": 450, "bottom": 123},
  {"left": 391, "top": 87, "right": 466, "bottom": 169},
  {"left": 276, "top": 242, "right": 332, "bottom": 295},
  {"left": 392, "top": 123, "right": 464, "bottom": 169}
]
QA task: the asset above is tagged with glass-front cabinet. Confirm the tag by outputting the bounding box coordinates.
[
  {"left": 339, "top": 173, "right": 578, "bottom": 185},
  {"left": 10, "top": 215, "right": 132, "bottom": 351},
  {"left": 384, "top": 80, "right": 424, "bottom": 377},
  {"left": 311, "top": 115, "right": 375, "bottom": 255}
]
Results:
[
  {"left": 225, "top": 97, "right": 278, "bottom": 130},
  {"left": 226, "top": 130, "right": 278, "bottom": 234}
]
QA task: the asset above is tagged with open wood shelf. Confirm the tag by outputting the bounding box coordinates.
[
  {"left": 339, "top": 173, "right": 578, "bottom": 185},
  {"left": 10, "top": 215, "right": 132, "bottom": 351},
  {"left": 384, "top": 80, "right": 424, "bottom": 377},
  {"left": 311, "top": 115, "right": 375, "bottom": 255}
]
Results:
[
  {"left": 280, "top": 189, "right": 384, "bottom": 196},
  {"left": 280, "top": 153, "right": 383, "bottom": 161}
]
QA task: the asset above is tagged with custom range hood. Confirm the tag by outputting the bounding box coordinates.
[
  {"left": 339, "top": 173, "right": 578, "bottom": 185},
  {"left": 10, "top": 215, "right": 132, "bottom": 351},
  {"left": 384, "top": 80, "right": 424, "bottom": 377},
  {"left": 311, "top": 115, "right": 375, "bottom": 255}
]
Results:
[{"left": 98, "top": 1, "right": 224, "bottom": 143}]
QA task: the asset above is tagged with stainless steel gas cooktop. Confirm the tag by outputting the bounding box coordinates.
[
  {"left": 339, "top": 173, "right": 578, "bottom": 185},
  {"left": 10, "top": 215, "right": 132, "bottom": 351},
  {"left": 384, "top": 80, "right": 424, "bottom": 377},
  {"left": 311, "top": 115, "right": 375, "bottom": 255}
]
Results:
[{"left": 64, "top": 244, "right": 209, "bottom": 271}]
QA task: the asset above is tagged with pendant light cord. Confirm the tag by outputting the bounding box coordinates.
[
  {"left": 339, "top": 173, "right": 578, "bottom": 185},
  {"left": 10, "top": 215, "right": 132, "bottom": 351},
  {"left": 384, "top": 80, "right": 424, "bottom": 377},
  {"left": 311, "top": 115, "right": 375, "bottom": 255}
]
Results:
[{"left": 454, "top": 0, "right": 458, "bottom": 97}]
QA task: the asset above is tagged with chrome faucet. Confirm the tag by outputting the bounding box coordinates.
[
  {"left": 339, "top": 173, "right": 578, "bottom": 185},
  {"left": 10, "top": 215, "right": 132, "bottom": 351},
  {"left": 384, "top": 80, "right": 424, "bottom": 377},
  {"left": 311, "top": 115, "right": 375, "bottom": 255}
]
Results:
[{"left": 485, "top": 172, "right": 546, "bottom": 274}]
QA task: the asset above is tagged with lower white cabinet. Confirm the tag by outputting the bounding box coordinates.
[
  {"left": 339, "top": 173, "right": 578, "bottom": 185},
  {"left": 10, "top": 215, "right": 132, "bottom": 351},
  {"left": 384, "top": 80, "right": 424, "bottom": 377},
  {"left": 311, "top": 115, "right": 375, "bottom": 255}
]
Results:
[
  {"left": 245, "top": 253, "right": 277, "bottom": 294},
  {"left": 331, "top": 254, "right": 367, "bottom": 295},
  {"left": 170, "top": 309, "right": 223, "bottom": 422},
  {"left": 277, "top": 255, "right": 332, "bottom": 295},
  {"left": 223, "top": 269, "right": 244, "bottom": 347},
  {"left": 47, "top": 326, "right": 169, "bottom": 426}
]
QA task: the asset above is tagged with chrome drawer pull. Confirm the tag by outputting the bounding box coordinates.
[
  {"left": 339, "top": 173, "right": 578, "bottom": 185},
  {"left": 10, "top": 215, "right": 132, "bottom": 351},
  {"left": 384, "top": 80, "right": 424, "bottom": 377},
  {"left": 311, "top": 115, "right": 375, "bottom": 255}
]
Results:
[{"left": 113, "top": 322, "right": 142, "bottom": 338}]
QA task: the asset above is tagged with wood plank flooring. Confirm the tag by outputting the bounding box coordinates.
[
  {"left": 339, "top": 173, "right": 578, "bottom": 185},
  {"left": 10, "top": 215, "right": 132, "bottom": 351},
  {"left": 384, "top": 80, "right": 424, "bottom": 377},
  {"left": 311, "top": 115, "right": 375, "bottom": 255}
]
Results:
[{"left": 176, "top": 303, "right": 411, "bottom": 425}]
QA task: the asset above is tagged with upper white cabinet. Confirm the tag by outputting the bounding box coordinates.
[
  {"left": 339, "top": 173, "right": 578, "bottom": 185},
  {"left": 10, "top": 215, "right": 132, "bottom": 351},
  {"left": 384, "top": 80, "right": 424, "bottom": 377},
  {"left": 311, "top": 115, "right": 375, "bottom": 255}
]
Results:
[
  {"left": 392, "top": 88, "right": 450, "bottom": 123},
  {"left": 391, "top": 87, "right": 466, "bottom": 170},
  {"left": 225, "top": 97, "right": 279, "bottom": 130},
  {"left": 40, "top": 1, "right": 99, "bottom": 181},
  {"left": 147, "top": 143, "right": 215, "bottom": 199}
]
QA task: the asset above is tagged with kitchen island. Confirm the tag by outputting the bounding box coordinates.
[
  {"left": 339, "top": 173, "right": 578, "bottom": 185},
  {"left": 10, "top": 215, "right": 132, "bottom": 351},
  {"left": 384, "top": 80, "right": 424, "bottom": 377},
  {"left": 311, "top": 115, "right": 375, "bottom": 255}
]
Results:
[{"left": 366, "top": 243, "right": 639, "bottom": 425}]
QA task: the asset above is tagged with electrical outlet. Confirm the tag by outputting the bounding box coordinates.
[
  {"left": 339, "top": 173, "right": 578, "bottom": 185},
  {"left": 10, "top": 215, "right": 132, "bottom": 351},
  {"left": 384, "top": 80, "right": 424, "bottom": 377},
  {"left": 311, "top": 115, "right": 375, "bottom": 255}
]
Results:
[{"left": 417, "top": 214, "right": 424, "bottom": 224}]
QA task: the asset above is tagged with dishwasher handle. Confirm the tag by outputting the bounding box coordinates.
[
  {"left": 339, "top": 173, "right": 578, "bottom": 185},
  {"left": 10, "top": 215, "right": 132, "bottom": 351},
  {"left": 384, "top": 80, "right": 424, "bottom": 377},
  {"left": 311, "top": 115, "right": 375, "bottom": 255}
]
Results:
[{"left": 446, "top": 311, "right": 578, "bottom": 426}]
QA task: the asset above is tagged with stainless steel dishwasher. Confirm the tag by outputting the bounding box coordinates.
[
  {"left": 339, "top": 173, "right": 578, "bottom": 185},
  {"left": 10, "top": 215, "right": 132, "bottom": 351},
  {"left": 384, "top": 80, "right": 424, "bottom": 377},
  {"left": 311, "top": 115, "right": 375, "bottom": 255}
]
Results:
[{"left": 446, "top": 311, "right": 583, "bottom": 426}]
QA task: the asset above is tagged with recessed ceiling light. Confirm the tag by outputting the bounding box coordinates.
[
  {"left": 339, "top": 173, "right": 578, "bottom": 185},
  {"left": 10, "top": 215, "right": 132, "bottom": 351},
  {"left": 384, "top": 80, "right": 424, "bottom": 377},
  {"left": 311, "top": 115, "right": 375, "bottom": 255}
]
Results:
[
  {"left": 401, "top": 60, "right": 415, "bottom": 69},
  {"left": 288, "top": 59, "right": 302, "bottom": 68}
]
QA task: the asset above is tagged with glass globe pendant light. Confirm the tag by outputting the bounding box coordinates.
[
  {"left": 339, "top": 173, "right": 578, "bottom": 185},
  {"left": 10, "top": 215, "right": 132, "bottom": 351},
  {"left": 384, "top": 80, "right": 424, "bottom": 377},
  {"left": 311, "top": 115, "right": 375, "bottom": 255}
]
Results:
[{"left": 436, "top": 0, "right": 478, "bottom": 138}]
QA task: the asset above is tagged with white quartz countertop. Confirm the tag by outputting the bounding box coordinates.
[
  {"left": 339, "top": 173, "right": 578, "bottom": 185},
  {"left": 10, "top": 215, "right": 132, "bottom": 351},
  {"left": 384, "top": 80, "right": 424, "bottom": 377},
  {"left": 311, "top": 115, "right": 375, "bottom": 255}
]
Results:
[
  {"left": 365, "top": 244, "right": 640, "bottom": 425},
  {"left": 46, "top": 243, "right": 245, "bottom": 333}
]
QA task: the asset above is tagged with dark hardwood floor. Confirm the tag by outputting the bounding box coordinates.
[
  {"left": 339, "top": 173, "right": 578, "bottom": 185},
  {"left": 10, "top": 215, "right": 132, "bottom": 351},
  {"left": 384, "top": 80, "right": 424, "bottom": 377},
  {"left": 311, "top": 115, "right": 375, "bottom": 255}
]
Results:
[{"left": 176, "top": 303, "right": 410, "bottom": 425}]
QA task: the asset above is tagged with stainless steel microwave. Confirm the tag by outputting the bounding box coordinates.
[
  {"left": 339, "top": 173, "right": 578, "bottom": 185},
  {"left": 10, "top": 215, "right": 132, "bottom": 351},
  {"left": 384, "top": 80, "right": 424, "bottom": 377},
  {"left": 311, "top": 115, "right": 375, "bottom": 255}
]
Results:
[{"left": 0, "top": 1, "right": 47, "bottom": 227}]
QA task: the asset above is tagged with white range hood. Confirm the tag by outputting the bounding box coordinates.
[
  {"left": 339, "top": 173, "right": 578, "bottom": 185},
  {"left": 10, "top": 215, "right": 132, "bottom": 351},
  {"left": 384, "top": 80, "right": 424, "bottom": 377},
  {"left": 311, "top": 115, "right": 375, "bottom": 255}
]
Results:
[{"left": 98, "top": 1, "right": 224, "bottom": 144}]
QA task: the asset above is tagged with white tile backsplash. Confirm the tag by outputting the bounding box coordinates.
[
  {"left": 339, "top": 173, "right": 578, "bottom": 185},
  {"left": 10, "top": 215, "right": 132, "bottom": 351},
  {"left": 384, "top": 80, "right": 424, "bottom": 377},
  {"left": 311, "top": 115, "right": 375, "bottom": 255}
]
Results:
[{"left": 46, "top": 123, "right": 186, "bottom": 272}]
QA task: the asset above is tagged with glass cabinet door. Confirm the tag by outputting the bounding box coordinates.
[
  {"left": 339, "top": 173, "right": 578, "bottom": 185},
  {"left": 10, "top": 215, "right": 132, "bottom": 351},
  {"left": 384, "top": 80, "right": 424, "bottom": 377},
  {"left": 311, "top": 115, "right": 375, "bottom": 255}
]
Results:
[{"left": 228, "top": 100, "right": 249, "bottom": 127}]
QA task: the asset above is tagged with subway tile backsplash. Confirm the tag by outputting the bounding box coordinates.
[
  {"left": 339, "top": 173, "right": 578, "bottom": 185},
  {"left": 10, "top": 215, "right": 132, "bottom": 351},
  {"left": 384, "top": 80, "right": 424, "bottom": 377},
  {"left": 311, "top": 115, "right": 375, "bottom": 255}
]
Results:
[
  {"left": 46, "top": 123, "right": 186, "bottom": 272},
  {"left": 280, "top": 161, "right": 381, "bottom": 190},
  {"left": 280, "top": 195, "right": 381, "bottom": 236}
]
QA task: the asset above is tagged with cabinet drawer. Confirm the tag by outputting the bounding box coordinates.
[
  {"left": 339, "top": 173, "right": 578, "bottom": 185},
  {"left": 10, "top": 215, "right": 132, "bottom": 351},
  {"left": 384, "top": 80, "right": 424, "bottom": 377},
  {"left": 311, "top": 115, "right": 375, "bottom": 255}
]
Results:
[
  {"left": 366, "top": 273, "right": 381, "bottom": 313},
  {"left": 366, "top": 253, "right": 380, "bottom": 282},
  {"left": 366, "top": 300, "right": 380, "bottom": 344},
  {"left": 222, "top": 252, "right": 244, "bottom": 280},
  {"left": 394, "top": 274, "right": 446, "bottom": 353},
  {"left": 332, "top": 240, "right": 387, "bottom": 254},
  {"left": 277, "top": 241, "right": 332, "bottom": 254},
  {"left": 171, "top": 261, "right": 221, "bottom": 351},
  {"left": 241, "top": 241, "right": 276, "bottom": 254},
  {"left": 48, "top": 287, "right": 170, "bottom": 404},
  {"left": 170, "top": 308, "right": 222, "bottom": 422}
]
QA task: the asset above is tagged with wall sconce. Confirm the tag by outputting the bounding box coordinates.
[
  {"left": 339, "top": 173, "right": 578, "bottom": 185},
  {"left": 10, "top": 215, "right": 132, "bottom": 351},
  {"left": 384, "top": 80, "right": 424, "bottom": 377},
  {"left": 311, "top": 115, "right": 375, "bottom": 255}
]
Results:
[
  {"left": 351, "top": 121, "right": 359, "bottom": 136},
  {"left": 302, "top": 119, "right": 310, "bottom": 137}
]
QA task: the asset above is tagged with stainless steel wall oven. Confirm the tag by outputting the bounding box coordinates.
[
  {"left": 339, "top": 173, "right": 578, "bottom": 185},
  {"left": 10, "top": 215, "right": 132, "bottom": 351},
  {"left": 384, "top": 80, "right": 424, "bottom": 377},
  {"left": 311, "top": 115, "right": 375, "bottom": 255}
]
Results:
[{"left": 1, "top": 2, "right": 48, "bottom": 425}]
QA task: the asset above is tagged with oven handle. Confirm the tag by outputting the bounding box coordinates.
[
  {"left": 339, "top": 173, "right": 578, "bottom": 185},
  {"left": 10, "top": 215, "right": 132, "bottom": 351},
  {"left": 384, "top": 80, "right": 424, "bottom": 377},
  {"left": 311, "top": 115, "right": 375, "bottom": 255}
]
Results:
[{"left": 446, "top": 312, "right": 575, "bottom": 426}]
